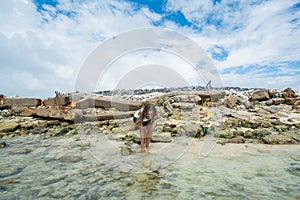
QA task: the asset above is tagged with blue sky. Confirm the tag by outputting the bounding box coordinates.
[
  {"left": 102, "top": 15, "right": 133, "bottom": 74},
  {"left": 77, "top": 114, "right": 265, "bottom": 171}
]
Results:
[{"left": 0, "top": 0, "right": 299, "bottom": 97}]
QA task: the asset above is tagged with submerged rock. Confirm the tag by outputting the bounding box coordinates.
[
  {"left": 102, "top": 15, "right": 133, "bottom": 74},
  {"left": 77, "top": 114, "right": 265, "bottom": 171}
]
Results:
[
  {"left": 120, "top": 146, "right": 133, "bottom": 155},
  {"left": 0, "top": 141, "right": 7, "bottom": 148}
]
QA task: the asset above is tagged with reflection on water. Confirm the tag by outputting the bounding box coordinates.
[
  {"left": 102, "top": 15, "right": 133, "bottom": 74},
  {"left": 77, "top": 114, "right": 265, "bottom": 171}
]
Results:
[{"left": 0, "top": 134, "right": 300, "bottom": 199}]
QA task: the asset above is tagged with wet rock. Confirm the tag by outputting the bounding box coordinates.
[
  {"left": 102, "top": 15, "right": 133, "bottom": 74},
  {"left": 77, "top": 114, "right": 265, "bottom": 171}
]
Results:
[
  {"left": 228, "top": 136, "right": 245, "bottom": 143},
  {"left": 0, "top": 193, "right": 19, "bottom": 200},
  {"left": 46, "top": 120, "right": 61, "bottom": 127},
  {"left": 31, "top": 126, "right": 47, "bottom": 135},
  {"left": 13, "top": 148, "right": 33, "bottom": 154},
  {"left": 48, "top": 127, "right": 69, "bottom": 137},
  {"left": 58, "top": 154, "right": 82, "bottom": 163},
  {"left": 170, "top": 127, "right": 182, "bottom": 137},
  {"left": 0, "top": 121, "right": 20, "bottom": 132},
  {"left": 112, "top": 125, "right": 135, "bottom": 134},
  {"left": 143, "top": 160, "right": 152, "bottom": 168},
  {"left": 286, "top": 163, "right": 300, "bottom": 177},
  {"left": 0, "top": 166, "right": 24, "bottom": 178},
  {"left": 151, "top": 135, "right": 171, "bottom": 143},
  {"left": 250, "top": 90, "right": 270, "bottom": 102},
  {"left": 262, "top": 134, "right": 297, "bottom": 144},
  {"left": 233, "top": 130, "right": 245, "bottom": 136},
  {"left": 252, "top": 129, "right": 272, "bottom": 137},
  {"left": 181, "top": 123, "right": 203, "bottom": 137},
  {"left": 217, "top": 130, "right": 234, "bottom": 139},
  {"left": 282, "top": 132, "right": 300, "bottom": 142},
  {"left": 0, "top": 141, "right": 7, "bottom": 148},
  {"left": 120, "top": 146, "right": 133, "bottom": 155}
]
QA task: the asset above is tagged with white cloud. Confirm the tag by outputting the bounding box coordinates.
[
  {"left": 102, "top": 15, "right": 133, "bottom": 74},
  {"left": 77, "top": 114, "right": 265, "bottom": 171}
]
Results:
[
  {"left": 0, "top": 0, "right": 162, "bottom": 97},
  {"left": 0, "top": 0, "right": 299, "bottom": 97}
]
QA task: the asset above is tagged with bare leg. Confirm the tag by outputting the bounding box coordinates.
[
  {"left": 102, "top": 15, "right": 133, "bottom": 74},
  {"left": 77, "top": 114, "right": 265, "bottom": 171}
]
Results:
[
  {"left": 140, "top": 138, "right": 145, "bottom": 153},
  {"left": 146, "top": 137, "right": 151, "bottom": 150},
  {"left": 146, "top": 125, "right": 153, "bottom": 151}
]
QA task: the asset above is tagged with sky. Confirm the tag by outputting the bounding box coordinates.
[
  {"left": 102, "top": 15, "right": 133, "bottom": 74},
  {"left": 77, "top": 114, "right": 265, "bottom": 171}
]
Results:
[{"left": 0, "top": 0, "right": 299, "bottom": 97}]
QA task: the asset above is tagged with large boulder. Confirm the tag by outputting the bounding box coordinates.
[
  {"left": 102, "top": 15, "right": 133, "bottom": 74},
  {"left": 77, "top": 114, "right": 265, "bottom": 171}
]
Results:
[
  {"left": 250, "top": 90, "right": 270, "bottom": 102},
  {"left": 34, "top": 107, "right": 74, "bottom": 121},
  {"left": 170, "top": 95, "right": 201, "bottom": 103},
  {"left": 3, "top": 97, "right": 42, "bottom": 108},
  {"left": 281, "top": 88, "right": 297, "bottom": 98},
  {"left": 0, "top": 121, "right": 20, "bottom": 132},
  {"left": 76, "top": 96, "right": 140, "bottom": 111}
]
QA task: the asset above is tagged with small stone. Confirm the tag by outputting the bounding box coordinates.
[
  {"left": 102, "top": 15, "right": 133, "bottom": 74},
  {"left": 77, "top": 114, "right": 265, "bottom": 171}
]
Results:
[
  {"left": 0, "top": 141, "right": 7, "bottom": 148},
  {"left": 120, "top": 146, "right": 133, "bottom": 155}
]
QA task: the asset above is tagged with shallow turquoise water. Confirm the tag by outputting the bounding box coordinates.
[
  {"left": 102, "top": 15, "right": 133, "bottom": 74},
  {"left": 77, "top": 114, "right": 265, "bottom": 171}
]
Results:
[{"left": 0, "top": 134, "right": 300, "bottom": 199}]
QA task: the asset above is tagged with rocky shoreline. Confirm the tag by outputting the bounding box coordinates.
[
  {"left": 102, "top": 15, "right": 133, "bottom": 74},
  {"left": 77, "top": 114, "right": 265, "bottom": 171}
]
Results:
[{"left": 0, "top": 87, "right": 300, "bottom": 147}]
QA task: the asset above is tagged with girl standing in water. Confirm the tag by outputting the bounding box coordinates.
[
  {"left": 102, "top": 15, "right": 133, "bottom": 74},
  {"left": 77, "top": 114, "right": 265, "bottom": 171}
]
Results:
[{"left": 134, "top": 103, "right": 157, "bottom": 153}]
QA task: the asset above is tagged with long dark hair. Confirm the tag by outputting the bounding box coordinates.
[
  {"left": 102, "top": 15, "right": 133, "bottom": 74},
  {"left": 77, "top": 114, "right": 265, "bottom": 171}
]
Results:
[{"left": 136, "top": 103, "right": 157, "bottom": 125}]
